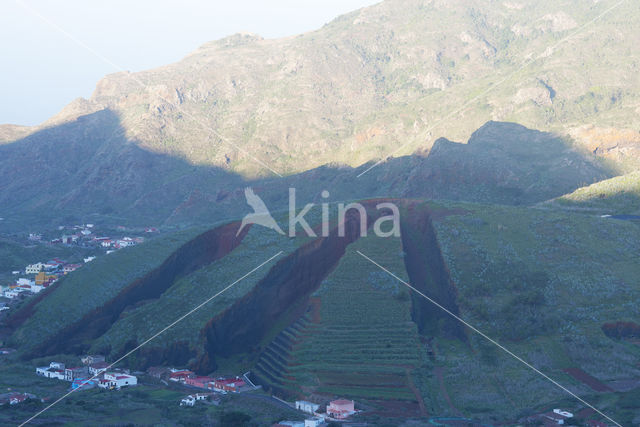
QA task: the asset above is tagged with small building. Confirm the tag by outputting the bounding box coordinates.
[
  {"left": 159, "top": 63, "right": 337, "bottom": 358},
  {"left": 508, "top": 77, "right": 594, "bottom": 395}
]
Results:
[
  {"left": 98, "top": 372, "right": 137, "bottom": 389},
  {"left": 16, "top": 278, "right": 34, "bottom": 286},
  {"left": 296, "top": 400, "right": 320, "bottom": 414},
  {"left": 326, "top": 399, "right": 355, "bottom": 420},
  {"left": 84, "top": 256, "right": 96, "bottom": 263},
  {"left": 180, "top": 393, "right": 211, "bottom": 406},
  {"left": 4, "top": 289, "right": 22, "bottom": 299},
  {"left": 304, "top": 418, "right": 325, "bottom": 427},
  {"left": 65, "top": 366, "right": 89, "bottom": 382},
  {"left": 43, "top": 260, "right": 63, "bottom": 271},
  {"left": 35, "top": 272, "right": 57, "bottom": 286},
  {"left": 185, "top": 376, "right": 213, "bottom": 389},
  {"left": 212, "top": 376, "right": 246, "bottom": 393},
  {"left": 61, "top": 235, "right": 79, "bottom": 244},
  {"left": 63, "top": 264, "right": 82, "bottom": 273},
  {"left": 9, "top": 393, "right": 29, "bottom": 405},
  {"left": 81, "top": 355, "right": 106, "bottom": 365},
  {"left": 25, "top": 263, "right": 44, "bottom": 274},
  {"left": 180, "top": 395, "right": 196, "bottom": 407},
  {"left": 88, "top": 361, "right": 109, "bottom": 376},
  {"left": 169, "top": 369, "right": 194, "bottom": 382},
  {"left": 36, "top": 362, "right": 66, "bottom": 380},
  {"left": 553, "top": 409, "right": 574, "bottom": 418}
]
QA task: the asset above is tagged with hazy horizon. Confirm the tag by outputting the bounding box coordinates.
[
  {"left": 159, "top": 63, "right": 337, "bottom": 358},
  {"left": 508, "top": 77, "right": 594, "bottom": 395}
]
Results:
[{"left": 1, "top": 0, "right": 379, "bottom": 126}]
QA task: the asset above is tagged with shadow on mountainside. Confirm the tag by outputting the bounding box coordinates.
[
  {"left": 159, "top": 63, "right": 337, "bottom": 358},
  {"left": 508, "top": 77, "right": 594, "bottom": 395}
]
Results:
[{"left": 0, "top": 111, "right": 618, "bottom": 231}]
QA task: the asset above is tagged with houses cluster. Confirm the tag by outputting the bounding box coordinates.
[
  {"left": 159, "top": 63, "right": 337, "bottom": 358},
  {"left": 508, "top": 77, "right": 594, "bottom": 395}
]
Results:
[
  {"left": 45, "top": 223, "right": 146, "bottom": 252},
  {"left": 93, "top": 236, "right": 144, "bottom": 251},
  {"left": 147, "top": 366, "right": 251, "bottom": 394},
  {"left": 275, "top": 398, "right": 358, "bottom": 426},
  {"left": 35, "top": 355, "right": 137, "bottom": 391},
  {"left": 50, "top": 223, "right": 95, "bottom": 245},
  {"left": 1, "top": 258, "right": 83, "bottom": 301},
  {"left": 0, "top": 392, "right": 37, "bottom": 406}
]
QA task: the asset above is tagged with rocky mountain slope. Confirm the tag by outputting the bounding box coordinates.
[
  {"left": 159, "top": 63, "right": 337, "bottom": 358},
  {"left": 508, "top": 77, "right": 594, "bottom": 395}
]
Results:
[
  {"left": 3, "top": 0, "right": 640, "bottom": 179},
  {"left": 0, "top": 117, "right": 612, "bottom": 230}
]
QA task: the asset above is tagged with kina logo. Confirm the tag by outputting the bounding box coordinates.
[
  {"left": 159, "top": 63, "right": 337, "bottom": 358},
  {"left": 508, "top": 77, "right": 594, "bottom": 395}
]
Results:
[{"left": 237, "top": 187, "right": 285, "bottom": 236}]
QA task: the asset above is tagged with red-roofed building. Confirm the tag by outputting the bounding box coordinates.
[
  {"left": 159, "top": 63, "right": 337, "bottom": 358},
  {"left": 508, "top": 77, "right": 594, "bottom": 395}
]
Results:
[
  {"left": 98, "top": 372, "right": 137, "bottom": 389},
  {"left": 169, "top": 370, "right": 194, "bottom": 382},
  {"left": 63, "top": 264, "right": 82, "bottom": 273},
  {"left": 212, "top": 376, "right": 246, "bottom": 392},
  {"left": 9, "top": 393, "right": 28, "bottom": 405},
  {"left": 327, "top": 399, "right": 355, "bottom": 419},
  {"left": 185, "top": 376, "right": 213, "bottom": 389}
]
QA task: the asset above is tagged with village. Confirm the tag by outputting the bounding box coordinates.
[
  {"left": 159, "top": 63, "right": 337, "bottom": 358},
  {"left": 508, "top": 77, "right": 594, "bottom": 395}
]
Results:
[
  {"left": 0, "top": 223, "right": 157, "bottom": 310},
  {"left": 28, "top": 352, "right": 363, "bottom": 426}
]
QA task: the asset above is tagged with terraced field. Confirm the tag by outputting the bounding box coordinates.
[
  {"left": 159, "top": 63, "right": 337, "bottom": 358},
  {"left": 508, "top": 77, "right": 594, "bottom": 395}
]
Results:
[{"left": 251, "top": 232, "right": 428, "bottom": 414}]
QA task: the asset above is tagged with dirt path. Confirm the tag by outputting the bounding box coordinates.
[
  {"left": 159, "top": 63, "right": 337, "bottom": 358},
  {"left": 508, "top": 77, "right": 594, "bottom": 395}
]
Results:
[
  {"left": 405, "top": 368, "right": 428, "bottom": 417},
  {"left": 434, "top": 367, "right": 464, "bottom": 418},
  {"left": 563, "top": 368, "right": 613, "bottom": 392}
]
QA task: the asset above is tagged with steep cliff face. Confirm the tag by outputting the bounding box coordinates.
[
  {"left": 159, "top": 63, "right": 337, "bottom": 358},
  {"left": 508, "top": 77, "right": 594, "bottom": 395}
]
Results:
[
  {"left": 194, "top": 210, "right": 371, "bottom": 373},
  {"left": 29, "top": 221, "right": 249, "bottom": 357},
  {"left": 401, "top": 203, "right": 467, "bottom": 341}
]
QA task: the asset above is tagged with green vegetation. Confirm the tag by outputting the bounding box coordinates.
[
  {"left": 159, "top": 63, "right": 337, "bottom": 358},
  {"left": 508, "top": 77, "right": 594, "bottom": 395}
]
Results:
[
  {"left": 0, "top": 360, "right": 297, "bottom": 426},
  {"left": 550, "top": 171, "right": 640, "bottom": 214},
  {"left": 428, "top": 201, "right": 640, "bottom": 422},
  {"left": 7, "top": 226, "right": 210, "bottom": 353}
]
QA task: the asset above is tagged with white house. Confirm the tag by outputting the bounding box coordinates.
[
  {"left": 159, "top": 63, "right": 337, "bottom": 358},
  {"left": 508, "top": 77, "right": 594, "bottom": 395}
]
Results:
[
  {"left": 84, "top": 256, "right": 96, "bottom": 263},
  {"left": 98, "top": 372, "right": 137, "bottom": 389},
  {"left": 179, "top": 393, "right": 209, "bottom": 407},
  {"left": 25, "top": 263, "right": 44, "bottom": 274},
  {"left": 29, "top": 284, "right": 44, "bottom": 294},
  {"left": 81, "top": 354, "right": 105, "bottom": 365},
  {"left": 180, "top": 395, "right": 196, "bottom": 406},
  {"left": 553, "top": 409, "right": 574, "bottom": 418},
  {"left": 88, "top": 361, "right": 109, "bottom": 375},
  {"left": 305, "top": 418, "right": 324, "bottom": 427},
  {"left": 36, "top": 362, "right": 66, "bottom": 380},
  {"left": 296, "top": 400, "right": 320, "bottom": 414},
  {"left": 3, "top": 290, "right": 20, "bottom": 299}
]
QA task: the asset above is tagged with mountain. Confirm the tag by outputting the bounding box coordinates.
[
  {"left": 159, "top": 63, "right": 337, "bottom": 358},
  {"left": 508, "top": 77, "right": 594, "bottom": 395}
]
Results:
[
  {"left": 0, "top": 118, "right": 611, "bottom": 230},
  {"left": 3, "top": 0, "right": 640, "bottom": 178},
  {"left": 2, "top": 1, "right": 640, "bottom": 424}
]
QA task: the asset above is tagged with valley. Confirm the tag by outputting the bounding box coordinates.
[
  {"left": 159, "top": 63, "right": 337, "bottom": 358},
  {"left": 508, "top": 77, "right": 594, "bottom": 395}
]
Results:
[{"left": 1, "top": 0, "right": 640, "bottom": 425}]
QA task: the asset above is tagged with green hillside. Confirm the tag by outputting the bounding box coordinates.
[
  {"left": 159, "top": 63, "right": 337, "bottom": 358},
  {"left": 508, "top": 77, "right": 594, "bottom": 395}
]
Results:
[
  {"left": 6, "top": 199, "right": 640, "bottom": 423},
  {"left": 549, "top": 171, "right": 640, "bottom": 214}
]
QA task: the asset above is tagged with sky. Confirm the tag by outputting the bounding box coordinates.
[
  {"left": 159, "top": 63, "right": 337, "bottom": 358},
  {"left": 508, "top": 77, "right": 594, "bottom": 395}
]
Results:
[{"left": 1, "top": 0, "right": 379, "bottom": 126}]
